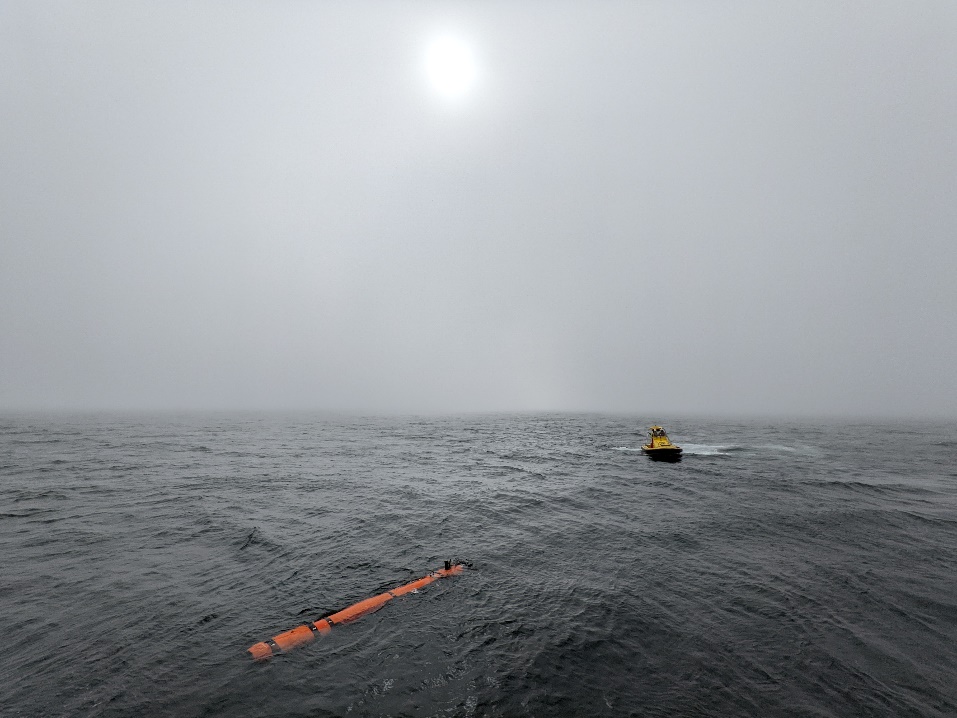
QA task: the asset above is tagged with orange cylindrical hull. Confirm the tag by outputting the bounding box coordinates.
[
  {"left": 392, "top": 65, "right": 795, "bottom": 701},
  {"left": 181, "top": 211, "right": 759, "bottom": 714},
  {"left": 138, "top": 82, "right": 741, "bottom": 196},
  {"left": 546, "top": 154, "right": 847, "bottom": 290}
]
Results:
[{"left": 248, "top": 563, "right": 464, "bottom": 661}]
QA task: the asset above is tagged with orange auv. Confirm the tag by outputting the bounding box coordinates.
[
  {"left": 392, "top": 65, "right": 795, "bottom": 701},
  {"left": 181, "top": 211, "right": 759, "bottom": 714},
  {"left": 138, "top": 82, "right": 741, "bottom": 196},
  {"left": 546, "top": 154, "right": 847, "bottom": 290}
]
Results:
[{"left": 248, "top": 562, "right": 466, "bottom": 661}]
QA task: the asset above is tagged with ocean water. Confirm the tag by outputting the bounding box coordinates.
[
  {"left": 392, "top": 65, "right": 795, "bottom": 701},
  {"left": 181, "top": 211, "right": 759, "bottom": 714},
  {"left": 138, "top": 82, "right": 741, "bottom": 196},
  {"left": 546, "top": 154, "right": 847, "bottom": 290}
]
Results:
[{"left": 2, "top": 413, "right": 956, "bottom": 717}]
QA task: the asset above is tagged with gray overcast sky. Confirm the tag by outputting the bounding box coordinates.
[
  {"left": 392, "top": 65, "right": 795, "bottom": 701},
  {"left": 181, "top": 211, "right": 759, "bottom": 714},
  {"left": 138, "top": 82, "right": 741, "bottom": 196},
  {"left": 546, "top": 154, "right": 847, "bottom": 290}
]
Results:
[{"left": 1, "top": 1, "right": 956, "bottom": 416}]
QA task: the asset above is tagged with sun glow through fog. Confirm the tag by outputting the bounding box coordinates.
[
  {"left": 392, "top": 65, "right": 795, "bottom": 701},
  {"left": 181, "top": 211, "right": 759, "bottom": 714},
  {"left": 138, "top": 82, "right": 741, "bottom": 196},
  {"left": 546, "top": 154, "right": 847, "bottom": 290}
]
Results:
[{"left": 425, "top": 36, "right": 477, "bottom": 99}]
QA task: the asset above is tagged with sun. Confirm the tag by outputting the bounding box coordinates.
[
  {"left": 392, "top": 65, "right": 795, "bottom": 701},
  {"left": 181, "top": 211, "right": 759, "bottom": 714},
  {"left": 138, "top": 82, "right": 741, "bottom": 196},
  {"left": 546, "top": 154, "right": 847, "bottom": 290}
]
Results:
[{"left": 425, "top": 36, "right": 477, "bottom": 99}]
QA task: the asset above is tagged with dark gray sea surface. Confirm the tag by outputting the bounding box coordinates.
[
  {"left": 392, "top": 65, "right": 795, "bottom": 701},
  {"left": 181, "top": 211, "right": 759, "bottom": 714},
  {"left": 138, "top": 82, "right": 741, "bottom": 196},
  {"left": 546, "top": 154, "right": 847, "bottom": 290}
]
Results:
[{"left": 2, "top": 414, "right": 957, "bottom": 717}]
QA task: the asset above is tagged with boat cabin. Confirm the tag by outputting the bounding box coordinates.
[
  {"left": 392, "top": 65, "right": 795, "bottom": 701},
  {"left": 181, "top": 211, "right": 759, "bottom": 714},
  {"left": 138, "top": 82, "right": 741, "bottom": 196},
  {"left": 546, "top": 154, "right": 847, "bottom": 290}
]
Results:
[{"left": 647, "top": 425, "right": 675, "bottom": 448}]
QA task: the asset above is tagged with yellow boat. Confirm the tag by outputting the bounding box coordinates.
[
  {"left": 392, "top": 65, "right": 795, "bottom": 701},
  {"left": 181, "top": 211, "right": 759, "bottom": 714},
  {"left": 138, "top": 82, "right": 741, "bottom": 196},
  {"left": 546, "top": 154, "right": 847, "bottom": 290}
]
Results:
[{"left": 641, "top": 425, "right": 683, "bottom": 461}]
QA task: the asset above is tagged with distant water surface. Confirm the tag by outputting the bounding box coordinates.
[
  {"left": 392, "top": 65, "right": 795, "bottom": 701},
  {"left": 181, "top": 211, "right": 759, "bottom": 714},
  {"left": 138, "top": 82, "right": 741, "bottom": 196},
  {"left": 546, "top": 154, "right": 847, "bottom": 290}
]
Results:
[{"left": 2, "top": 413, "right": 956, "bottom": 717}]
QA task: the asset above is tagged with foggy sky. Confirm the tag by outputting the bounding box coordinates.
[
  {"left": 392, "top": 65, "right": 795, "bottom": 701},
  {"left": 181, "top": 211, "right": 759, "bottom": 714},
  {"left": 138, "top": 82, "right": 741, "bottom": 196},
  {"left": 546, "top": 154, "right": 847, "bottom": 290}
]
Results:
[{"left": 2, "top": 1, "right": 956, "bottom": 416}]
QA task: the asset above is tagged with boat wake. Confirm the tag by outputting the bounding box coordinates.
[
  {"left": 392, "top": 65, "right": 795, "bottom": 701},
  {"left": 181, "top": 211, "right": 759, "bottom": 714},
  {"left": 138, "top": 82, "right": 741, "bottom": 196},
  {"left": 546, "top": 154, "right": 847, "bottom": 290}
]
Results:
[
  {"left": 614, "top": 443, "right": 744, "bottom": 456},
  {"left": 612, "top": 444, "right": 739, "bottom": 456},
  {"left": 614, "top": 443, "right": 816, "bottom": 457},
  {"left": 680, "top": 443, "right": 740, "bottom": 456}
]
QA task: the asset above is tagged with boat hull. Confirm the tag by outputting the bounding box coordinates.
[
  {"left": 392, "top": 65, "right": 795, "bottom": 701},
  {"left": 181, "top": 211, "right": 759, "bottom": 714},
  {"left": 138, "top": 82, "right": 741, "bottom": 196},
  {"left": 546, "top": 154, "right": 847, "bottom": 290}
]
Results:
[{"left": 641, "top": 446, "right": 683, "bottom": 462}]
